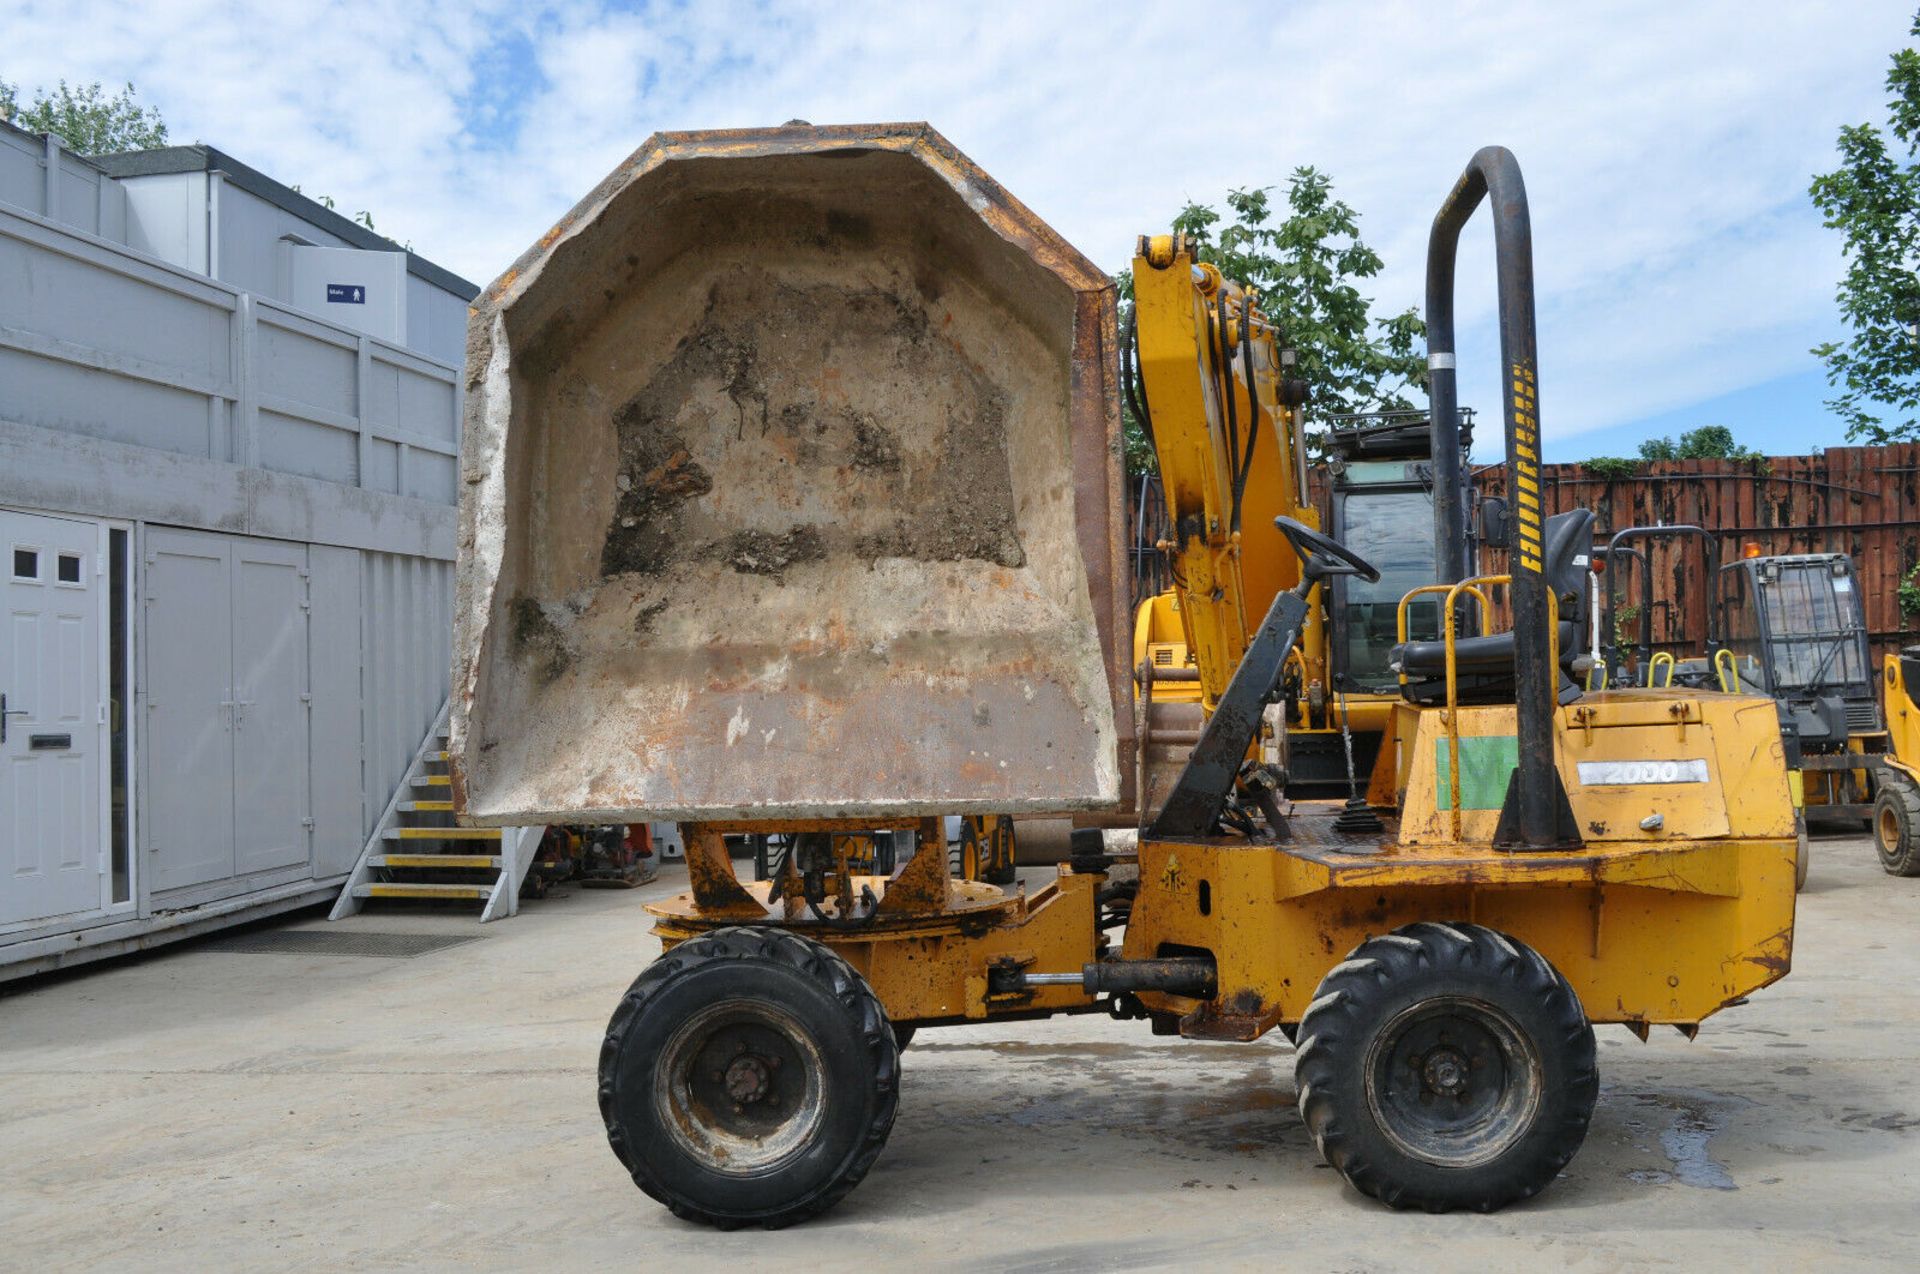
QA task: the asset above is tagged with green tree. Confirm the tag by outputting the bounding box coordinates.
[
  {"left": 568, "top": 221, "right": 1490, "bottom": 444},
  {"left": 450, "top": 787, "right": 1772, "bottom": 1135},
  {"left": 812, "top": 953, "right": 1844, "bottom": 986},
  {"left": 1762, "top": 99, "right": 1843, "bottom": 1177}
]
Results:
[
  {"left": 6, "top": 78, "right": 396, "bottom": 244},
  {"left": 1120, "top": 168, "right": 1425, "bottom": 474},
  {"left": 1810, "top": 12, "right": 1920, "bottom": 442},
  {"left": 1635, "top": 425, "right": 1758, "bottom": 461},
  {"left": 0, "top": 78, "right": 167, "bottom": 155}
]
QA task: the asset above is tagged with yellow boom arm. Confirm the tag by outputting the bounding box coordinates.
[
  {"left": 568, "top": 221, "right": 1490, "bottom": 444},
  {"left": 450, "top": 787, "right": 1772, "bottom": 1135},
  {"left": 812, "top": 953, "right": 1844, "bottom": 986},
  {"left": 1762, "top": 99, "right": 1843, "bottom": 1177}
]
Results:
[{"left": 1130, "top": 234, "right": 1321, "bottom": 712}]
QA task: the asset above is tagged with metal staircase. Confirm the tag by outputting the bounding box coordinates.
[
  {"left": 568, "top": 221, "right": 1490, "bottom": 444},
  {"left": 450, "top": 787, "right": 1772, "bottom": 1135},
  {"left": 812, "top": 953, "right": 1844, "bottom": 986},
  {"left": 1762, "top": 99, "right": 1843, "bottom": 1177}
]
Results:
[{"left": 329, "top": 701, "right": 540, "bottom": 922}]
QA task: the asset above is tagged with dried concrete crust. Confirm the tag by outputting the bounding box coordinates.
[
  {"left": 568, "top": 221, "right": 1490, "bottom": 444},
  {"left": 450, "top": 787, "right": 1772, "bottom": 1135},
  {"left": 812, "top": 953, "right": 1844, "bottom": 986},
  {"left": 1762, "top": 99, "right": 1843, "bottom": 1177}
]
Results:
[{"left": 452, "top": 123, "right": 1127, "bottom": 824}]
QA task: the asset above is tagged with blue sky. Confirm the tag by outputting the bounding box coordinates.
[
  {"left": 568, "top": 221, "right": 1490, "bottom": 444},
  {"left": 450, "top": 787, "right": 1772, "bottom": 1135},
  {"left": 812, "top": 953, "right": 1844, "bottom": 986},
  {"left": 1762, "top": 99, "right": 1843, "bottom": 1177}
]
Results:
[
  {"left": 1551, "top": 368, "right": 1835, "bottom": 463},
  {"left": 3, "top": 0, "right": 1912, "bottom": 458}
]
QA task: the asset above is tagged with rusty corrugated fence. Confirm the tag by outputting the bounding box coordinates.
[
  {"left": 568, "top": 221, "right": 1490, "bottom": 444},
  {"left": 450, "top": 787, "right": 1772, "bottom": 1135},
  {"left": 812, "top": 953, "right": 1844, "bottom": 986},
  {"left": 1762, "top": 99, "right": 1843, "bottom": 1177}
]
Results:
[
  {"left": 1467, "top": 445, "right": 1920, "bottom": 670},
  {"left": 1136, "top": 443, "right": 1920, "bottom": 669}
]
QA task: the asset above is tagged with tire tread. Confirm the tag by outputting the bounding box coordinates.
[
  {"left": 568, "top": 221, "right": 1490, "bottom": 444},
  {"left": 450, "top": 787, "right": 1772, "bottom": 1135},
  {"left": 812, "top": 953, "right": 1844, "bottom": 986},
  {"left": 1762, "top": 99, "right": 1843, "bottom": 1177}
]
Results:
[
  {"left": 1874, "top": 770, "right": 1920, "bottom": 876},
  {"left": 1294, "top": 922, "right": 1597, "bottom": 1213},
  {"left": 597, "top": 926, "right": 899, "bottom": 1229}
]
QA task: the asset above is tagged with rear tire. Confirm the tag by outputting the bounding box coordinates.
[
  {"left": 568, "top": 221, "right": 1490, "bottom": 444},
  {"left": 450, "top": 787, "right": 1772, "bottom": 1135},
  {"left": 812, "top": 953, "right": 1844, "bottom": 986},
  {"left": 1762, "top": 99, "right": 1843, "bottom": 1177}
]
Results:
[
  {"left": 985, "top": 816, "right": 1019, "bottom": 886},
  {"left": 1873, "top": 770, "right": 1920, "bottom": 876},
  {"left": 1295, "top": 922, "right": 1597, "bottom": 1212},
  {"left": 598, "top": 927, "right": 899, "bottom": 1228}
]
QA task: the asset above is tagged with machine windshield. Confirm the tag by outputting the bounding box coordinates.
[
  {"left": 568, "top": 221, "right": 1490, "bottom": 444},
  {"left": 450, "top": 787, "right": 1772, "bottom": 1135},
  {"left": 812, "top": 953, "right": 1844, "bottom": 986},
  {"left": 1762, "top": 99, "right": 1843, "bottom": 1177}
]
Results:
[
  {"left": 1725, "top": 560, "right": 1869, "bottom": 693},
  {"left": 1335, "top": 488, "right": 1439, "bottom": 691}
]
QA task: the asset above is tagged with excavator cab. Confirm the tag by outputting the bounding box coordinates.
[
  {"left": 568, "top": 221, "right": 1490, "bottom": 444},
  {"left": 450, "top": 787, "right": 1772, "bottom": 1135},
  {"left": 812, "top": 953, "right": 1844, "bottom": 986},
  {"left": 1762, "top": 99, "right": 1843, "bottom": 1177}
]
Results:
[{"left": 1323, "top": 410, "right": 1454, "bottom": 696}]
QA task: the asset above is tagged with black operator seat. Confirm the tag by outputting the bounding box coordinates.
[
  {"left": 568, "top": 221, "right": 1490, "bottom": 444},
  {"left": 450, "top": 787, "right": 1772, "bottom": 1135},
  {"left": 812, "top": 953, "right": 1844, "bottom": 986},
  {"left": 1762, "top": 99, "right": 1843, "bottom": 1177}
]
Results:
[{"left": 1391, "top": 507, "right": 1596, "bottom": 707}]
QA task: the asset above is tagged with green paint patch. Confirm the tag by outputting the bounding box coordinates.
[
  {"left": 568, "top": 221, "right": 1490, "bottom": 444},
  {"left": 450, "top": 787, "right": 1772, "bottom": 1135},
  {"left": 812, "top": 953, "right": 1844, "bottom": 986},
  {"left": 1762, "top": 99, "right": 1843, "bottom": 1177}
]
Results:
[{"left": 1436, "top": 735, "right": 1519, "bottom": 810}]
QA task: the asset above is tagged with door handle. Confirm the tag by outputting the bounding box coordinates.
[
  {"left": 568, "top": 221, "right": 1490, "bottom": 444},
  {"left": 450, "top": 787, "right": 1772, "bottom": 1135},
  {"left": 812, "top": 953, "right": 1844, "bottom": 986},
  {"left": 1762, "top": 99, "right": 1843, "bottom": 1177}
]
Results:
[{"left": 0, "top": 692, "right": 29, "bottom": 744}]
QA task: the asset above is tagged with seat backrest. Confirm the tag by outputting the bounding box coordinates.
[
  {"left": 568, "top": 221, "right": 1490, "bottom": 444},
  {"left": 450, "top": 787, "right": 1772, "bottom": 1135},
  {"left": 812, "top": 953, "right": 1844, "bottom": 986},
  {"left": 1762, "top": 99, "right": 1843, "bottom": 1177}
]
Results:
[{"left": 1540, "top": 507, "right": 1596, "bottom": 634}]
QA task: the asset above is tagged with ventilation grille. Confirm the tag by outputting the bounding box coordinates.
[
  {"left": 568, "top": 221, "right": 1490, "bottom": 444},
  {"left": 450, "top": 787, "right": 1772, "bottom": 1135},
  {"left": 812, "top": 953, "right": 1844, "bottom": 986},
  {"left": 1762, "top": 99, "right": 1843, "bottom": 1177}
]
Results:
[{"left": 1846, "top": 700, "right": 1883, "bottom": 733}]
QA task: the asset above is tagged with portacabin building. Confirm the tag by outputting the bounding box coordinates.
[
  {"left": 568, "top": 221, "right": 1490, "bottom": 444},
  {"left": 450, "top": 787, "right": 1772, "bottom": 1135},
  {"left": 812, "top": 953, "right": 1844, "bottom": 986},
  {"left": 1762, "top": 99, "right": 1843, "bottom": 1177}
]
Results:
[{"left": 0, "top": 118, "right": 532, "bottom": 978}]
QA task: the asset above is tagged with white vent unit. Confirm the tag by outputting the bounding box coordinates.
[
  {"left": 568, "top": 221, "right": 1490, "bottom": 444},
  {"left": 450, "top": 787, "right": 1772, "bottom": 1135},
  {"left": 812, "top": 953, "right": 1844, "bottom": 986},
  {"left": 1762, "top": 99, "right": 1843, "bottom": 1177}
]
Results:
[{"left": 287, "top": 244, "right": 405, "bottom": 344}]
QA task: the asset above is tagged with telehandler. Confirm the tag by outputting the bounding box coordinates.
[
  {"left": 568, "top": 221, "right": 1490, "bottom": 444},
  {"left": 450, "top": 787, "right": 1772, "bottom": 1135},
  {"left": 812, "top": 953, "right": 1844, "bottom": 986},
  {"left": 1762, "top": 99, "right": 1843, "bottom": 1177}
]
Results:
[
  {"left": 450, "top": 125, "right": 1798, "bottom": 1227},
  {"left": 1871, "top": 649, "right": 1920, "bottom": 874}
]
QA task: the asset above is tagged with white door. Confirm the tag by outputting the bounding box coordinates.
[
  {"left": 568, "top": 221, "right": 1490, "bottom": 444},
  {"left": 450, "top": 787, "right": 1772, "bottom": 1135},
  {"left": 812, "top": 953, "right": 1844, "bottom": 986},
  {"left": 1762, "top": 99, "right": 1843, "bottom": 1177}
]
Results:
[
  {"left": 231, "top": 540, "right": 311, "bottom": 875},
  {"left": 145, "top": 528, "right": 236, "bottom": 890},
  {"left": 1, "top": 511, "right": 105, "bottom": 925}
]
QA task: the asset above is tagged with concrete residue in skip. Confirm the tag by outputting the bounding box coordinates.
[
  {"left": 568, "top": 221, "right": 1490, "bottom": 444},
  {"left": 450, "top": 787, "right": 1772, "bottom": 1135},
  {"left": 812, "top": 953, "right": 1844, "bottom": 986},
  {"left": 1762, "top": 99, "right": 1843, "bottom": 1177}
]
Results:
[
  {"left": 596, "top": 270, "right": 1026, "bottom": 586},
  {"left": 508, "top": 596, "right": 575, "bottom": 685},
  {"left": 1623, "top": 1088, "right": 1752, "bottom": 1190}
]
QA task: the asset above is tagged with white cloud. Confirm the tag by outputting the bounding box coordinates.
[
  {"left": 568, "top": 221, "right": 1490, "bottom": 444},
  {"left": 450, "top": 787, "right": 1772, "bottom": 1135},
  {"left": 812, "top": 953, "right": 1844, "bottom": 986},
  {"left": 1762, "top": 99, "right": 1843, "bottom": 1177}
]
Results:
[{"left": 3, "top": 0, "right": 1910, "bottom": 442}]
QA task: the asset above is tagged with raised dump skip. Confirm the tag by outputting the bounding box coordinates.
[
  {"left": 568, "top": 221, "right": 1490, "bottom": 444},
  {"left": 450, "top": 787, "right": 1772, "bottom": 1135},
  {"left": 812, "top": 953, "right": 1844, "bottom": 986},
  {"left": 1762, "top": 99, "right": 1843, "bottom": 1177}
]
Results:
[{"left": 452, "top": 123, "right": 1129, "bottom": 824}]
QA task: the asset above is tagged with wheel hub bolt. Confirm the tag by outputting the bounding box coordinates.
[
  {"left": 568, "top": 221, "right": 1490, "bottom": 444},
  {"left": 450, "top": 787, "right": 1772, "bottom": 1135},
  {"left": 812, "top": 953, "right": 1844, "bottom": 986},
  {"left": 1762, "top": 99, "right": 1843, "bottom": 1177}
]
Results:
[
  {"left": 1423, "top": 1048, "right": 1470, "bottom": 1096},
  {"left": 724, "top": 1054, "right": 772, "bottom": 1104}
]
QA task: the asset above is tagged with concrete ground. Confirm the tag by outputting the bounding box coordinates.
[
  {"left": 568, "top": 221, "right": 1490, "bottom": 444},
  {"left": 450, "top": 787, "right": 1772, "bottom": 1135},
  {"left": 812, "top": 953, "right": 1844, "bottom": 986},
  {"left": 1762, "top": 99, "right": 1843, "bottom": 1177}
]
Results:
[{"left": 2, "top": 835, "right": 1916, "bottom": 1272}]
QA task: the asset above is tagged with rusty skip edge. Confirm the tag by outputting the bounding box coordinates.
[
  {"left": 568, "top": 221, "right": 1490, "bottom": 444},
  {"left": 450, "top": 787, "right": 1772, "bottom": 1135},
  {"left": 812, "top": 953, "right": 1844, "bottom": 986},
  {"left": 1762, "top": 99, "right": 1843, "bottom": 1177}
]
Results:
[
  {"left": 450, "top": 122, "right": 1135, "bottom": 827},
  {"left": 480, "top": 122, "right": 1115, "bottom": 321}
]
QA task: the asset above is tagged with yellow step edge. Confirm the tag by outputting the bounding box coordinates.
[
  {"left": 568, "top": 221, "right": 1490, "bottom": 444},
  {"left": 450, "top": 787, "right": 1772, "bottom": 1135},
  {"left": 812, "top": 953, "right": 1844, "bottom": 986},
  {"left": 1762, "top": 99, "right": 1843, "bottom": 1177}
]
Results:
[
  {"left": 433, "top": 750, "right": 449, "bottom": 761},
  {"left": 356, "top": 882, "right": 492, "bottom": 900},
  {"left": 403, "top": 800, "right": 454, "bottom": 812},
  {"left": 414, "top": 775, "right": 451, "bottom": 787},
  {"left": 375, "top": 853, "right": 500, "bottom": 869},
  {"left": 387, "top": 826, "right": 502, "bottom": 841}
]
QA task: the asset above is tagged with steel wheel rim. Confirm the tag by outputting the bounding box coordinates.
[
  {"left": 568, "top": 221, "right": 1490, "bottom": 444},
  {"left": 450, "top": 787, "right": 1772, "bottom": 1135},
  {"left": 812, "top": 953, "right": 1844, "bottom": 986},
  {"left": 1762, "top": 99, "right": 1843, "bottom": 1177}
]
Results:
[
  {"left": 655, "top": 998, "right": 828, "bottom": 1176},
  {"left": 1878, "top": 804, "right": 1900, "bottom": 858},
  {"left": 1363, "top": 995, "right": 1543, "bottom": 1169}
]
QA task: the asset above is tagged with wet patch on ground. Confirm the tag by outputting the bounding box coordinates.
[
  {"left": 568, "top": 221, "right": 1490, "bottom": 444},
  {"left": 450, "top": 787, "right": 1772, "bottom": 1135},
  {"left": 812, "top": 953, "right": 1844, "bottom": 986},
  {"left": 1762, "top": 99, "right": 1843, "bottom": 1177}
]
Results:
[{"left": 1621, "top": 1089, "right": 1753, "bottom": 1190}]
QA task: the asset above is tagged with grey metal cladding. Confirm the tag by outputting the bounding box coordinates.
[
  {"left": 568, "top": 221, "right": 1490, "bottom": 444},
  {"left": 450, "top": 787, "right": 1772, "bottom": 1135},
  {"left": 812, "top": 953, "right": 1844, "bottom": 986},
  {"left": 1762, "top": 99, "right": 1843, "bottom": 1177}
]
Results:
[{"left": 92, "top": 143, "right": 480, "bottom": 300}]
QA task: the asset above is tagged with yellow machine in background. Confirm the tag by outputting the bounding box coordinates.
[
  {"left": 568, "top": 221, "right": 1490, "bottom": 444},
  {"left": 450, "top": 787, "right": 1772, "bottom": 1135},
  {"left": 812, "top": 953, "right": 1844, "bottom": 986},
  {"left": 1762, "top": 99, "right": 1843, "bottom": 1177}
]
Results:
[
  {"left": 1873, "top": 649, "right": 1920, "bottom": 875},
  {"left": 952, "top": 814, "right": 1018, "bottom": 885},
  {"left": 1126, "top": 244, "right": 1425, "bottom": 823}
]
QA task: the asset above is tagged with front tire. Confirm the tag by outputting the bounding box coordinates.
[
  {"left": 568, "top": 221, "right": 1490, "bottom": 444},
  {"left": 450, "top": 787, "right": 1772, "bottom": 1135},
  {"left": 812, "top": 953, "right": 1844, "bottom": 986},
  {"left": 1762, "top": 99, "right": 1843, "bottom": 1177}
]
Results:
[
  {"left": 1873, "top": 770, "right": 1920, "bottom": 876},
  {"left": 598, "top": 927, "right": 899, "bottom": 1228},
  {"left": 1295, "top": 922, "right": 1597, "bottom": 1212}
]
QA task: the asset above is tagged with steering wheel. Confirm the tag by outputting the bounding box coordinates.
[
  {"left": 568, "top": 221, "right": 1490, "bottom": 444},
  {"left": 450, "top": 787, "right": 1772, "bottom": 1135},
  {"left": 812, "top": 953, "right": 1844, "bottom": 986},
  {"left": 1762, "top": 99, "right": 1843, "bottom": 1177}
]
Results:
[{"left": 1275, "top": 516, "right": 1381, "bottom": 584}]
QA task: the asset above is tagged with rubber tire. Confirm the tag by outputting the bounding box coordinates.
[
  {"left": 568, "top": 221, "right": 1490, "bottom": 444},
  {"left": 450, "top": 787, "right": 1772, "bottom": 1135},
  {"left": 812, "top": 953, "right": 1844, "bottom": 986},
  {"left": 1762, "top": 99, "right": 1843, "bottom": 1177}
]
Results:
[
  {"left": 950, "top": 821, "right": 979, "bottom": 883},
  {"left": 985, "top": 816, "right": 1019, "bottom": 887},
  {"left": 598, "top": 926, "right": 899, "bottom": 1229},
  {"left": 1295, "top": 921, "right": 1598, "bottom": 1213},
  {"left": 1873, "top": 770, "right": 1920, "bottom": 876}
]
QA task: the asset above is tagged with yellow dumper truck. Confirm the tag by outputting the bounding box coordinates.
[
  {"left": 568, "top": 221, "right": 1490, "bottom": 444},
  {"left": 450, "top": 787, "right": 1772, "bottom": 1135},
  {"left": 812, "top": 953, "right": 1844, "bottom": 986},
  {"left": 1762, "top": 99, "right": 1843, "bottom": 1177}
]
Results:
[{"left": 451, "top": 123, "right": 1799, "bottom": 1226}]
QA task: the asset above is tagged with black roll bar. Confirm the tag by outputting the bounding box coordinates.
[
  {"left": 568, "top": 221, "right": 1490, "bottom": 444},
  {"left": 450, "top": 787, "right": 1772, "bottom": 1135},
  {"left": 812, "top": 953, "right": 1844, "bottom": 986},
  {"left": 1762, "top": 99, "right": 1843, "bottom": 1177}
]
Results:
[{"left": 1425, "top": 147, "right": 1560, "bottom": 850}]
